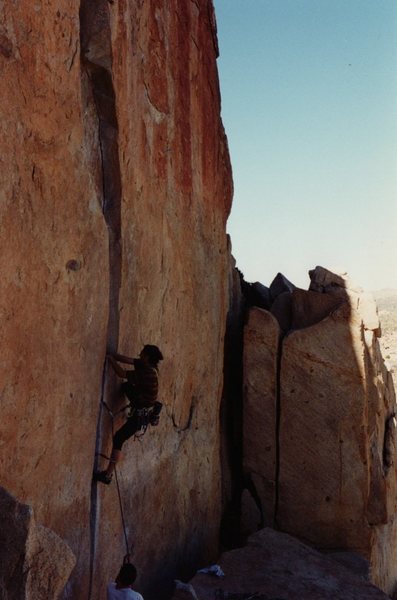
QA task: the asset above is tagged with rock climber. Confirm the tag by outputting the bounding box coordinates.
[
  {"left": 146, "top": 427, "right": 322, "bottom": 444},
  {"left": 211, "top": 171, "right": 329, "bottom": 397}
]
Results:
[
  {"left": 107, "top": 561, "right": 143, "bottom": 600},
  {"left": 94, "top": 344, "right": 163, "bottom": 485}
]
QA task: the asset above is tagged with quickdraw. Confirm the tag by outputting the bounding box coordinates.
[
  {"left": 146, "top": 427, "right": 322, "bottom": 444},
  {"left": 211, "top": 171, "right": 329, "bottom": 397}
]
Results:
[{"left": 131, "top": 406, "right": 151, "bottom": 440}]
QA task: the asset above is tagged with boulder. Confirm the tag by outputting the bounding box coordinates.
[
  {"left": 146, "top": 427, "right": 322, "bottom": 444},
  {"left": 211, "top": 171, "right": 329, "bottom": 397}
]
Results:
[
  {"left": 309, "top": 267, "right": 381, "bottom": 335},
  {"left": 326, "top": 551, "right": 370, "bottom": 580},
  {"left": 173, "top": 581, "right": 199, "bottom": 600},
  {"left": 271, "top": 289, "right": 343, "bottom": 334},
  {"left": 0, "top": 486, "right": 75, "bottom": 599},
  {"left": 269, "top": 272, "right": 296, "bottom": 303},
  {"left": 309, "top": 265, "right": 362, "bottom": 294},
  {"left": 290, "top": 288, "right": 344, "bottom": 330},
  {"left": 250, "top": 281, "right": 271, "bottom": 310},
  {"left": 270, "top": 291, "right": 293, "bottom": 333},
  {"left": 279, "top": 301, "right": 397, "bottom": 593},
  {"left": 242, "top": 267, "right": 397, "bottom": 594},
  {"left": 174, "top": 528, "right": 390, "bottom": 600}
]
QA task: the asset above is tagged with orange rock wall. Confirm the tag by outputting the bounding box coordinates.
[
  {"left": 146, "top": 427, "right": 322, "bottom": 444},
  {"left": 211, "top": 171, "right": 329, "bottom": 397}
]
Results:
[
  {"left": 0, "top": 2, "right": 232, "bottom": 598},
  {"left": 241, "top": 280, "right": 397, "bottom": 595}
]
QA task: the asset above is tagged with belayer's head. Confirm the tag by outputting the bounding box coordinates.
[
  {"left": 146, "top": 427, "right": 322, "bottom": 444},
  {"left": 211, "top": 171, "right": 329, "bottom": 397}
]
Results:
[
  {"left": 116, "top": 562, "right": 137, "bottom": 587},
  {"left": 141, "top": 344, "right": 163, "bottom": 367}
]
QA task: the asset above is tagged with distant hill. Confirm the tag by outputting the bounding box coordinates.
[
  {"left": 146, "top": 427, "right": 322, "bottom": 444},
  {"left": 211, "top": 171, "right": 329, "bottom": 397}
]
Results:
[{"left": 373, "top": 289, "right": 397, "bottom": 384}]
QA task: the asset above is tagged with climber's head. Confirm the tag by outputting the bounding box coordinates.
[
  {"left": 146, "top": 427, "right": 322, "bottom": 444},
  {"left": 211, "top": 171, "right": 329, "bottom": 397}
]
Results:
[
  {"left": 116, "top": 562, "right": 137, "bottom": 588},
  {"left": 141, "top": 344, "right": 163, "bottom": 367}
]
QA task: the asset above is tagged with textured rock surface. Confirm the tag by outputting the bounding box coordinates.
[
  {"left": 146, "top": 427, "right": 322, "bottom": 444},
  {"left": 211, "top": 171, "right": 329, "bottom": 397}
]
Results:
[
  {"left": 242, "top": 308, "right": 279, "bottom": 531},
  {"left": 0, "top": 2, "right": 232, "bottom": 599},
  {"left": 309, "top": 266, "right": 381, "bottom": 335},
  {"left": 0, "top": 486, "right": 75, "bottom": 599},
  {"left": 172, "top": 528, "right": 390, "bottom": 600},
  {"left": 241, "top": 268, "right": 397, "bottom": 594},
  {"left": 278, "top": 302, "right": 395, "bottom": 546}
]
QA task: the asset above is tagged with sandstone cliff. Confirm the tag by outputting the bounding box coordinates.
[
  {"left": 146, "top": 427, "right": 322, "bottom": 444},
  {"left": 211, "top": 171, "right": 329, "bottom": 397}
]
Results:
[
  {"left": 3, "top": 1, "right": 397, "bottom": 598},
  {"left": 0, "top": 2, "right": 232, "bottom": 598},
  {"left": 239, "top": 266, "right": 397, "bottom": 595}
]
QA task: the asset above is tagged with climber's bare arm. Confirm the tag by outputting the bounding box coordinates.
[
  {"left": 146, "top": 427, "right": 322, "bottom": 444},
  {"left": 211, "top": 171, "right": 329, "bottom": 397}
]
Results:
[
  {"left": 106, "top": 354, "right": 127, "bottom": 378},
  {"left": 111, "top": 352, "right": 135, "bottom": 365}
]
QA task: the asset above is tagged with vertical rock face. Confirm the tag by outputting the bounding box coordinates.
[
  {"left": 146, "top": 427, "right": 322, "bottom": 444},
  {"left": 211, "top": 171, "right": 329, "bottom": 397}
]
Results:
[
  {"left": 241, "top": 268, "right": 397, "bottom": 595},
  {"left": 0, "top": 2, "right": 232, "bottom": 599},
  {"left": 220, "top": 252, "right": 245, "bottom": 545},
  {"left": 242, "top": 308, "right": 279, "bottom": 532}
]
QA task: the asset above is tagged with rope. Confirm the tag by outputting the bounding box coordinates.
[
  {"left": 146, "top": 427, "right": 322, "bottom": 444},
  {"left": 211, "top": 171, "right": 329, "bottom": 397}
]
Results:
[
  {"left": 99, "top": 371, "right": 132, "bottom": 558},
  {"left": 101, "top": 399, "right": 131, "bottom": 418},
  {"left": 103, "top": 401, "right": 131, "bottom": 558},
  {"left": 98, "top": 362, "right": 152, "bottom": 558}
]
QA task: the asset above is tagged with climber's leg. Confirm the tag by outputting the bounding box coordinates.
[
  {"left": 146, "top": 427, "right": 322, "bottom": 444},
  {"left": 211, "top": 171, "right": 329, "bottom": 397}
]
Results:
[
  {"left": 105, "top": 448, "right": 121, "bottom": 477},
  {"left": 93, "top": 414, "right": 140, "bottom": 485}
]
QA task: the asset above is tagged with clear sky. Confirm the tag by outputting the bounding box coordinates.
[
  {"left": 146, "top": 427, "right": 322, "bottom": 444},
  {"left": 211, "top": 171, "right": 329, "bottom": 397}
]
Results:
[{"left": 214, "top": 0, "right": 397, "bottom": 291}]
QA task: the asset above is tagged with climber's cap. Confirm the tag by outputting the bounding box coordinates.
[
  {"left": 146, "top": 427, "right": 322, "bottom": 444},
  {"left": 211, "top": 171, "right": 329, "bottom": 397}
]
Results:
[{"left": 142, "top": 344, "right": 163, "bottom": 365}]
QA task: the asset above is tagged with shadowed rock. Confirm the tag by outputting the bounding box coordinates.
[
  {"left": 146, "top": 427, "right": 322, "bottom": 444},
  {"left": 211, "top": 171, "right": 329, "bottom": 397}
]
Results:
[
  {"left": 0, "top": 486, "right": 75, "bottom": 599},
  {"left": 269, "top": 272, "right": 296, "bottom": 303},
  {"left": 173, "top": 528, "right": 389, "bottom": 600},
  {"left": 270, "top": 291, "right": 292, "bottom": 332},
  {"left": 250, "top": 281, "right": 271, "bottom": 310},
  {"left": 243, "top": 308, "right": 279, "bottom": 530}
]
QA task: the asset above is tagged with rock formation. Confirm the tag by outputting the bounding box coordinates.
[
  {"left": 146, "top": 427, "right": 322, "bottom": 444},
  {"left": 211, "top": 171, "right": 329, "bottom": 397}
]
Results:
[
  {"left": 2, "top": 0, "right": 397, "bottom": 597},
  {"left": 0, "top": 2, "right": 232, "bottom": 598},
  {"left": 0, "top": 486, "right": 75, "bottom": 599},
  {"left": 172, "top": 528, "right": 390, "bottom": 600},
  {"left": 241, "top": 266, "right": 397, "bottom": 595},
  {"left": 374, "top": 289, "right": 397, "bottom": 386},
  {"left": 242, "top": 307, "right": 279, "bottom": 533}
]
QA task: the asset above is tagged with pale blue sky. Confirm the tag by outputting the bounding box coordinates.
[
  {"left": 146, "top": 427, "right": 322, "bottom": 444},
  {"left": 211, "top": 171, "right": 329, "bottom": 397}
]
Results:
[{"left": 214, "top": 0, "right": 397, "bottom": 291}]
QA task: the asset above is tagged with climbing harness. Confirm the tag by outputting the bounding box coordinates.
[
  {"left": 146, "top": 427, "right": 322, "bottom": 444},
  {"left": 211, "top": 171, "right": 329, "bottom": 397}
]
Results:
[{"left": 129, "top": 406, "right": 150, "bottom": 440}]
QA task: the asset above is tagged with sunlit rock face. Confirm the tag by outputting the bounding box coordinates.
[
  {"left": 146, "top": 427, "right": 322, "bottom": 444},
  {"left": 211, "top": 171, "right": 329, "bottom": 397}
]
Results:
[
  {"left": 242, "top": 267, "right": 397, "bottom": 595},
  {"left": 0, "top": 2, "right": 232, "bottom": 598}
]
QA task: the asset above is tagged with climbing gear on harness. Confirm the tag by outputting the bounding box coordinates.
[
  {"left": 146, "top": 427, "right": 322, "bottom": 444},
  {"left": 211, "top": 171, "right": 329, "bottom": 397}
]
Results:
[
  {"left": 93, "top": 470, "right": 113, "bottom": 485},
  {"left": 129, "top": 406, "right": 150, "bottom": 438},
  {"left": 149, "top": 401, "right": 163, "bottom": 426},
  {"left": 126, "top": 401, "right": 163, "bottom": 438}
]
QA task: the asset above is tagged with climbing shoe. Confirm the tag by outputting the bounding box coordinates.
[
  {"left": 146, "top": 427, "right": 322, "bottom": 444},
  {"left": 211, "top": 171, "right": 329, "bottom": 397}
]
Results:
[{"left": 93, "top": 470, "right": 112, "bottom": 485}]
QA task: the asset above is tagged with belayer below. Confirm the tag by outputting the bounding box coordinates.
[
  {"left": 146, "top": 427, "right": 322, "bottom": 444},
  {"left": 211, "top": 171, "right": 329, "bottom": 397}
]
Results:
[
  {"left": 107, "top": 560, "right": 143, "bottom": 600},
  {"left": 94, "top": 344, "right": 163, "bottom": 485}
]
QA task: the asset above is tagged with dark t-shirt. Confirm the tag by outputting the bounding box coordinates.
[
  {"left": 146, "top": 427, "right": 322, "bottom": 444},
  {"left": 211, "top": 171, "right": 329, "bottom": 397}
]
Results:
[{"left": 125, "top": 359, "right": 159, "bottom": 408}]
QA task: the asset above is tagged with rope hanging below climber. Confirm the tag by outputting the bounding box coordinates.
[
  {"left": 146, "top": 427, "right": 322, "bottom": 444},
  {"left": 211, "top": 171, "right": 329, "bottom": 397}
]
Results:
[
  {"left": 107, "top": 555, "right": 143, "bottom": 600},
  {"left": 93, "top": 343, "right": 163, "bottom": 577}
]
